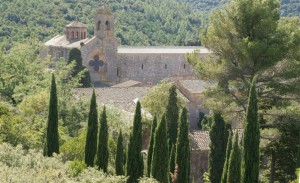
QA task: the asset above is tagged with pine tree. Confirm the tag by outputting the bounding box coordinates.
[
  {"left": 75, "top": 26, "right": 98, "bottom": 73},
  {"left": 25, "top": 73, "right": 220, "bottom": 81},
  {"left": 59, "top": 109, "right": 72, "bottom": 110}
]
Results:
[
  {"left": 208, "top": 113, "right": 229, "bottom": 183},
  {"left": 45, "top": 74, "right": 59, "bottom": 157},
  {"left": 242, "top": 76, "right": 260, "bottom": 183},
  {"left": 126, "top": 101, "right": 144, "bottom": 183},
  {"left": 147, "top": 115, "right": 157, "bottom": 177},
  {"left": 151, "top": 114, "right": 169, "bottom": 183},
  {"left": 84, "top": 90, "right": 98, "bottom": 167},
  {"left": 227, "top": 131, "right": 241, "bottom": 183},
  {"left": 221, "top": 129, "right": 232, "bottom": 183},
  {"left": 116, "top": 130, "right": 124, "bottom": 175},
  {"left": 175, "top": 107, "right": 190, "bottom": 183},
  {"left": 169, "top": 144, "right": 176, "bottom": 175},
  {"left": 97, "top": 106, "right": 109, "bottom": 172},
  {"left": 166, "top": 85, "right": 179, "bottom": 148}
]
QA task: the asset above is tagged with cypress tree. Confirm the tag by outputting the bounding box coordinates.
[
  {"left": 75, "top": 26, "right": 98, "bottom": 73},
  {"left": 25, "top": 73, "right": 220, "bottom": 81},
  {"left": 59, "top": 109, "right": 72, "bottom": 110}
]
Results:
[
  {"left": 296, "top": 132, "right": 300, "bottom": 182},
  {"left": 151, "top": 114, "right": 169, "bottom": 183},
  {"left": 175, "top": 107, "right": 190, "bottom": 183},
  {"left": 208, "top": 113, "right": 229, "bottom": 183},
  {"left": 126, "top": 101, "right": 144, "bottom": 183},
  {"left": 68, "top": 48, "right": 91, "bottom": 87},
  {"left": 169, "top": 144, "right": 176, "bottom": 175},
  {"left": 116, "top": 130, "right": 124, "bottom": 175},
  {"left": 227, "top": 131, "right": 241, "bottom": 183},
  {"left": 241, "top": 77, "right": 260, "bottom": 183},
  {"left": 45, "top": 74, "right": 59, "bottom": 157},
  {"left": 147, "top": 115, "right": 158, "bottom": 177},
  {"left": 97, "top": 106, "right": 109, "bottom": 172},
  {"left": 166, "top": 85, "right": 179, "bottom": 148},
  {"left": 84, "top": 89, "right": 98, "bottom": 167},
  {"left": 221, "top": 130, "right": 232, "bottom": 183}
]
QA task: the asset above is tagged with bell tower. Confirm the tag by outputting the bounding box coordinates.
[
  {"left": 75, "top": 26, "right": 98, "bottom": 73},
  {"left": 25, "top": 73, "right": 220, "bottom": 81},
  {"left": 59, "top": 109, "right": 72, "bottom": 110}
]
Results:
[{"left": 94, "top": 6, "right": 114, "bottom": 40}]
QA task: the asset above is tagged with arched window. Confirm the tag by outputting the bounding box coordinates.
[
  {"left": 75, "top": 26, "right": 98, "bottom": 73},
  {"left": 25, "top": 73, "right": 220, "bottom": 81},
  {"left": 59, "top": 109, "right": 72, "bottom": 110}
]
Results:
[
  {"left": 97, "top": 21, "right": 101, "bottom": 30},
  {"left": 84, "top": 32, "right": 86, "bottom": 39},
  {"left": 76, "top": 31, "right": 79, "bottom": 38},
  {"left": 165, "top": 64, "right": 167, "bottom": 69},
  {"left": 141, "top": 64, "right": 144, "bottom": 69},
  {"left": 106, "top": 21, "right": 110, "bottom": 30},
  {"left": 71, "top": 31, "right": 74, "bottom": 39},
  {"left": 81, "top": 32, "right": 83, "bottom": 39},
  {"left": 184, "top": 64, "right": 186, "bottom": 69}
]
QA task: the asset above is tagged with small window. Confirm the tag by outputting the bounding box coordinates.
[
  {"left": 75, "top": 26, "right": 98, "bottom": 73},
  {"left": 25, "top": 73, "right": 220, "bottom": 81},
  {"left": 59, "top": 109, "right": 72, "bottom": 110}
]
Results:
[
  {"left": 81, "top": 32, "right": 83, "bottom": 39},
  {"left": 184, "top": 64, "right": 186, "bottom": 69},
  {"left": 106, "top": 21, "right": 110, "bottom": 30},
  {"left": 76, "top": 31, "right": 79, "bottom": 38},
  {"left": 71, "top": 31, "right": 74, "bottom": 39},
  {"left": 84, "top": 32, "right": 86, "bottom": 39},
  {"left": 141, "top": 64, "right": 144, "bottom": 69},
  {"left": 165, "top": 64, "right": 167, "bottom": 69},
  {"left": 97, "top": 21, "right": 101, "bottom": 30}
]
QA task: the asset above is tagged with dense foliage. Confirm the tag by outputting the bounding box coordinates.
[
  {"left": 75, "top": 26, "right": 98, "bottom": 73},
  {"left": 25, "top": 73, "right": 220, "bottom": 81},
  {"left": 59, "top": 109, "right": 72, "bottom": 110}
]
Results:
[
  {"left": 166, "top": 85, "right": 179, "bottom": 148},
  {"left": 0, "top": 0, "right": 204, "bottom": 48},
  {"left": 227, "top": 132, "right": 241, "bottom": 183},
  {"left": 178, "top": 0, "right": 300, "bottom": 17},
  {"left": 221, "top": 130, "right": 232, "bottom": 183}
]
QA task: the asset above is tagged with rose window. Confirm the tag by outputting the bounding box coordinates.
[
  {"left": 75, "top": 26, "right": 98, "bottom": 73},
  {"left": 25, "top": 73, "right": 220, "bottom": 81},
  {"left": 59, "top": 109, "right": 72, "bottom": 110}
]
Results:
[{"left": 89, "top": 55, "right": 105, "bottom": 71}]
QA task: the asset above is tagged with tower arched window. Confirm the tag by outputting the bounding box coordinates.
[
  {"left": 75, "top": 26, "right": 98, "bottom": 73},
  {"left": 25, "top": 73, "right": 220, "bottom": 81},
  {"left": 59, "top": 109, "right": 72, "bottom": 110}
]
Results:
[
  {"left": 76, "top": 31, "right": 79, "bottom": 38},
  {"left": 106, "top": 21, "right": 110, "bottom": 30},
  {"left": 71, "top": 31, "right": 74, "bottom": 39},
  {"left": 97, "top": 21, "right": 101, "bottom": 30}
]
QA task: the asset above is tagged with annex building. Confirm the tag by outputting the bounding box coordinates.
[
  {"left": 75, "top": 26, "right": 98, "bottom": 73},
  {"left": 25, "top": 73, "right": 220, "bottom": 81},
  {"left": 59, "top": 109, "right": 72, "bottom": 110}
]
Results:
[{"left": 43, "top": 6, "right": 210, "bottom": 84}]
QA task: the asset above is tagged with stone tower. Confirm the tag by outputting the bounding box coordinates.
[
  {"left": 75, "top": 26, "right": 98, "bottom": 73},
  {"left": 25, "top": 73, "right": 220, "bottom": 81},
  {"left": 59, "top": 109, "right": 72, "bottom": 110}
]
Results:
[
  {"left": 66, "top": 21, "right": 87, "bottom": 41},
  {"left": 94, "top": 6, "right": 115, "bottom": 40},
  {"left": 83, "top": 6, "right": 118, "bottom": 83}
]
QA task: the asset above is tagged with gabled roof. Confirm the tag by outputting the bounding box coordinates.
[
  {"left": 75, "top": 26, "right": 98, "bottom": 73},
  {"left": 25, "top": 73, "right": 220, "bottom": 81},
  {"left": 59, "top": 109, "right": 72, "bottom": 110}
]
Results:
[
  {"left": 118, "top": 46, "right": 211, "bottom": 54},
  {"left": 66, "top": 20, "right": 88, "bottom": 28}
]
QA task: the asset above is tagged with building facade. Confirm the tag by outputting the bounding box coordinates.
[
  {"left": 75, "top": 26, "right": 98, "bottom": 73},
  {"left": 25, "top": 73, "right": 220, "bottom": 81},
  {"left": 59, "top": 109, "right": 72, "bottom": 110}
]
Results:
[{"left": 44, "top": 6, "right": 211, "bottom": 84}]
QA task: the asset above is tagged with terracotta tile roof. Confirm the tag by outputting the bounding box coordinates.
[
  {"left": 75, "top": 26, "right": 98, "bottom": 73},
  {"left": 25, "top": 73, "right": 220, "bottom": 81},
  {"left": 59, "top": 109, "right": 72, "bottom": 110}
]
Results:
[
  {"left": 111, "top": 80, "right": 142, "bottom": 88},
  {"left": 189, "top": 129, "right": 243, "bottom": 151},
  {"left": 75, "top": 87, "right": 151, "bottom": 112},
  {"left": 66, "top": 20, "right": 88, "bottom": 28}
]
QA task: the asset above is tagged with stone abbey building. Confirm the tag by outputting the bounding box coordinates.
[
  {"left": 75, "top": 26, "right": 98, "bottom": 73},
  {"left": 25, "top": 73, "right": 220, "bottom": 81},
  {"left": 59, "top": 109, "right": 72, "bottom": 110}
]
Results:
[{"left": 44, "top": 6, "right": 210, "bottom": 84}]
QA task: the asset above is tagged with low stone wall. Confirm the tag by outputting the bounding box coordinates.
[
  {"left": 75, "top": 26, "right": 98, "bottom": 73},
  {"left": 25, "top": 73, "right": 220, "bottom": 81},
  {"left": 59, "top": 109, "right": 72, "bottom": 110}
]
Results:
[{"left": 190, "top": 150, "right": 209, "bottom": 183}]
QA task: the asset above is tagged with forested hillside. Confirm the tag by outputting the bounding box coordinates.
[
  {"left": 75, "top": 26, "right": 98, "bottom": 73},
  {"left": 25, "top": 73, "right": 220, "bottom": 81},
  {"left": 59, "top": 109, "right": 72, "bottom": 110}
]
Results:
[
  {"left": 0, "top": 0, "right": 202, "bottom": 48},
  {"left": 179, "top": 0, "right": 300, "bottom": 17},
  {"left": 0, "top": 0, "right": 299, "bottom": 49}
]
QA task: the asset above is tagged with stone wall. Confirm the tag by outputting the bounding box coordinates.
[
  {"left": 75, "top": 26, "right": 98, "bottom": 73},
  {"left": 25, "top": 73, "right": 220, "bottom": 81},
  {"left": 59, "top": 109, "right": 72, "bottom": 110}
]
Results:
[
  {"left": 117, "top": 53, "right": 197, "bottom": 84},
  {"left": 190, "top": 150, "right": 209, "bottom": 183}
]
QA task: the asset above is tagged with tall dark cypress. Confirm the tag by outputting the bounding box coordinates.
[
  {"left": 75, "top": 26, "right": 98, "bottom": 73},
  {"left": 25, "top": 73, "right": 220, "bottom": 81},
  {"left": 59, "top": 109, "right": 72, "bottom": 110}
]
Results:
[
  {"left": 116, "top": 130, "right": 124, "bottom": 175},
  {"left": 45, "top": 74, "right": 59, "bottom": 157},
  {"left": 221, "top": 129, "right": 232, "bottom": 183},
  {"left": 97, "top": 106, "right": 109, "bottom": 172},
  {"left": 84, "top": 89, "right": 98, "bottom": 167},
  {"left": 126, "top": 101, "right": 144, "bottom": 183},
  {"left": 166, "top": 85, "right": 179, "bottom": 148},
  {"left": 151, "top": 114, "right": 169, "bottom": 183},
  {"left": 241, "top": 77, "right": 260, "bottom": 183},
  {"left": 208, "top": 113, "right": 229, "bottom": 183},
  {"left": 169, "top": 144, "right": 176, "bottom": 175},
  {"left": 227, "top": 131, "right": 241, "bottom": 183},
  {"left": 147, "top": 116, "right": 158, "bottom": 177},
  {"left": 296, "top": 132, "right": 300, "bottom": 181},
  {"left": 175, "top": 107, "right": 190, "bottom": 183}
]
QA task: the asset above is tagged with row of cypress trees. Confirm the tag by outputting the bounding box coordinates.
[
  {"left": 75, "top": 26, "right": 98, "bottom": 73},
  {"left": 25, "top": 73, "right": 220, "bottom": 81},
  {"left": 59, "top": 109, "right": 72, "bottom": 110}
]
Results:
[
  {"left": 44, "top": 76, "right": 190, "bottom": 182},
  {"left": 84, "top": 90, "right": 110, "bottom": 173},
  {"left": 208, "top": 77, "right": 260, "bottom": 183}
]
